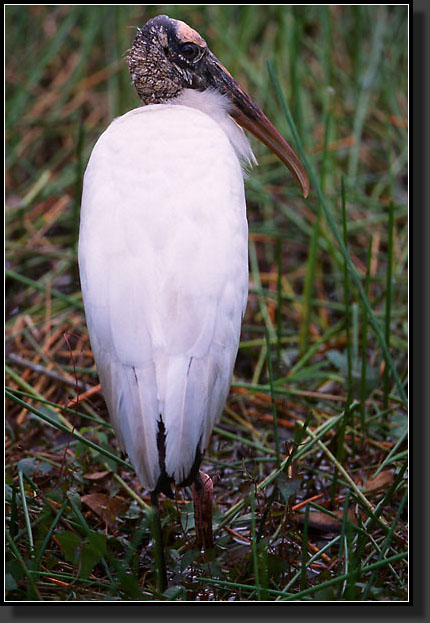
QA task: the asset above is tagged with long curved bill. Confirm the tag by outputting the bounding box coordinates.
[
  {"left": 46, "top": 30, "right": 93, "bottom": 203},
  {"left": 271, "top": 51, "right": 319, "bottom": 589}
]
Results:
[{"left": 209, "top": 54, "right": 310, "bottom": 198}]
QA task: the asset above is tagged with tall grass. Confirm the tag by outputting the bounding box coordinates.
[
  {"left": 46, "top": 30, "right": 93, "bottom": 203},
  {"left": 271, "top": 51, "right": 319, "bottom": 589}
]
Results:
[{"left": 6, "top": 5, "right": 408, "bottom": 601}]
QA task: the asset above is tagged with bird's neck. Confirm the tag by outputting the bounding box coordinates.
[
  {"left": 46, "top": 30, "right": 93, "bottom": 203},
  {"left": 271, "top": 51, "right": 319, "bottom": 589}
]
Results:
[{"left": 171, "top": 89, "right": 257, "bottom": 169}]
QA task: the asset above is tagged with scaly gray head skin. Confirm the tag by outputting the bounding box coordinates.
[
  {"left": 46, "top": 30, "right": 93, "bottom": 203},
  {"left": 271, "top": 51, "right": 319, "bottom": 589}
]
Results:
[
  {"left": 127, "top": 15, "right": 210, "bottom": 104},
  {"left": 127, "top": 14, "right": 310, "bottom": 198}
]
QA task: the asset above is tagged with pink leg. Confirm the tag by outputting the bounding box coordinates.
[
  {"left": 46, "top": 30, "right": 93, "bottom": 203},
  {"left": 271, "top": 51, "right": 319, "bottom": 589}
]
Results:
[{"left": 192, "top": 470, "right": 214, "bottom": 549}]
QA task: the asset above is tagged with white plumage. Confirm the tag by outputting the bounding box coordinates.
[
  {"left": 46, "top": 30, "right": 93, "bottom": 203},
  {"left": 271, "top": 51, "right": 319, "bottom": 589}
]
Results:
[
  {"left": 79, "top": 16, "right": 308, "bottom": 511},
  {"left": 79, "top": 92, "right": 254, "bottom": 490}
]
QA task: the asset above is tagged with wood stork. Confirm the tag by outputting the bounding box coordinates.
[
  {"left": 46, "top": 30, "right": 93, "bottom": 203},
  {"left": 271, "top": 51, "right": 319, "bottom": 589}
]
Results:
[{"left": 78, "top": 14, "right": 308, "bottom": 564}]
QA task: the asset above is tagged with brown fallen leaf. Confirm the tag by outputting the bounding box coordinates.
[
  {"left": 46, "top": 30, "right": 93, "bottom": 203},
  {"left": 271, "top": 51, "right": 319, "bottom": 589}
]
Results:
[
  {"left": 296, "top": 508, "right": 358, "bottom": 533},
  {"left": 359, "top": 470, "right": 395, "bottom": 492},
  {"left": 84, "top": 470, "right": 111, "bottom": 481},
  {"left": 81, "top": 493, "right": 129, "bottom": 529}
]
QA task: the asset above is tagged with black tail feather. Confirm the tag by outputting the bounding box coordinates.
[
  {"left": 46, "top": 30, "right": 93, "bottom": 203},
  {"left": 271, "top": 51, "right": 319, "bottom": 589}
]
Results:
[{"left": 153, "top": 416, "right": 204, "bottom": 497}]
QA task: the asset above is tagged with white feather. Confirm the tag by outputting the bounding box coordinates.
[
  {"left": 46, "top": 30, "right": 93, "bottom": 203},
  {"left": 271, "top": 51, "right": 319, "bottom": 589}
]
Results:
[
  {"left": 173, "top": 89, "right": 257, "bottom": 169},
  {"left": 79, "top": 95, "right": 252, "bottom": 490}
]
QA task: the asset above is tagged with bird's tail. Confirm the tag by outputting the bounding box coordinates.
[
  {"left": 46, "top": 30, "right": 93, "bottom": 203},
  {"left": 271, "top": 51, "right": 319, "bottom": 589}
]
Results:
[
  {"left": 160, "top": 351, "right": 231, "bottom": 485},
  {"left": 99, "top": 360, "right": 160, "bottom": 491}
]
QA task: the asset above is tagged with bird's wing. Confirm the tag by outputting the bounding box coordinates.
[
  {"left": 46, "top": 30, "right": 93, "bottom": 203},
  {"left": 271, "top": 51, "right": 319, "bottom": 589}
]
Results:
[{"left": 79, "top": 105, "right": 249, "bottom": 490}]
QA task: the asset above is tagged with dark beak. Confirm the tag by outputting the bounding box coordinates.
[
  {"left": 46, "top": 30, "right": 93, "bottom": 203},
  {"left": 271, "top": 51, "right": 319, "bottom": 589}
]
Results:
[{"left": 208, "top": 54, "right": 309, "bottom": 198}]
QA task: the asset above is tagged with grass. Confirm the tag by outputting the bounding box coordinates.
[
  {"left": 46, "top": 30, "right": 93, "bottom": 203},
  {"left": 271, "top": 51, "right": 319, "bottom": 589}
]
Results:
[{"left": 5, "top": 5, "right": 408, "bottom": 602}]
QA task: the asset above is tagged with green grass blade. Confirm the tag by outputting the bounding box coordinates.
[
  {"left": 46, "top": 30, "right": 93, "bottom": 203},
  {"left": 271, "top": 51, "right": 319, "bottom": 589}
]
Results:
[
  {"left": 267, "top": 61, "right": 407, "bottom": 408},
  {"left": 17, "top": 469, "right": 34, "bottom": 557},
  {"left": 383, "top": 201, "right": 395, "bottom": 411},
  {"left": 6, "top": 390, "right": 130, "bottom": 469}
]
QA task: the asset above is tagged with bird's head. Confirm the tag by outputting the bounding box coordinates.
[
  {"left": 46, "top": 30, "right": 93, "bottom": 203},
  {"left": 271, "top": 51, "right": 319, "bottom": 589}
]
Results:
[{"left": 127, "top": 14, "right": 309, "bottom": 198}]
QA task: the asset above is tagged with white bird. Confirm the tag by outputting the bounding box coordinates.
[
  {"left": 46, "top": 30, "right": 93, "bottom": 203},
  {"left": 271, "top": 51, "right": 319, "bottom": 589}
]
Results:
[{"left": 79, "top": 14, "right": 308, "bottom": 557}]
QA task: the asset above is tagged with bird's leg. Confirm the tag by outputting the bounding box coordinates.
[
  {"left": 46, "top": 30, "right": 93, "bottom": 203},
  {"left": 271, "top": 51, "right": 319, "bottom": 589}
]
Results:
[
  {"left": 150, "top": 491, "right": 167, "bottom": 592},
  {"left": 192, "top": 471, "right": 214, "bottom": 549}
]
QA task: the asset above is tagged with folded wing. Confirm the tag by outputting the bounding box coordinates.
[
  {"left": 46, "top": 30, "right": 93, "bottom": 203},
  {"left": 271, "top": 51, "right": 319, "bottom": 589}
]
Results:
[{"left": 79, "top": 105, "right": 249, "bottom": 490}]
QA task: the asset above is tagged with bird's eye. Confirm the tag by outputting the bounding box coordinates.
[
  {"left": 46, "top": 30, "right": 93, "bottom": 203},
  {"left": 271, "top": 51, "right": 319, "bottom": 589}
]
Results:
[{"left": 180, "top": 43, "right": 200, "bottom": 61}]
